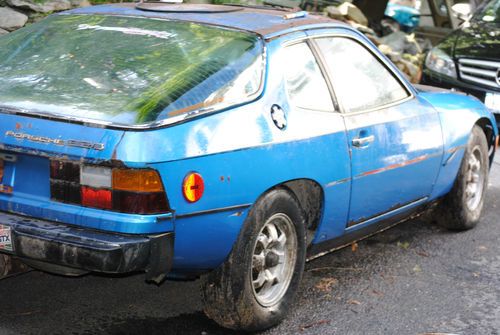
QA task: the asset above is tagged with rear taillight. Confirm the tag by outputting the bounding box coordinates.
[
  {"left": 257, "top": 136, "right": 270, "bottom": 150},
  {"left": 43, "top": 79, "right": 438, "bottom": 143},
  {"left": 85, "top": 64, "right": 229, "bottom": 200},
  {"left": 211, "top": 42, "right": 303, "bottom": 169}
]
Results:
[{"left": 50, "top": 160, "right": 170, "bottom": 214}]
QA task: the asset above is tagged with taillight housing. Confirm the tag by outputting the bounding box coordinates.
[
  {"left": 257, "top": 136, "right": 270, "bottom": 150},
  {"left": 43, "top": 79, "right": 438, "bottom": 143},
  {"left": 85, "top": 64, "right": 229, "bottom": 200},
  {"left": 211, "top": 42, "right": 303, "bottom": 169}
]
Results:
[{"left": 50, "top": 160, "right": 170, "bottom": 214}]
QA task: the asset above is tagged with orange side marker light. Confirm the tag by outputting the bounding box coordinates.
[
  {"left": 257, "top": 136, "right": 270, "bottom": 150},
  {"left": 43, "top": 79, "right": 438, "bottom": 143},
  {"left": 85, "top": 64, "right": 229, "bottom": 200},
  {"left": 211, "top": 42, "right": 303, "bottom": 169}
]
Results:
[{"left": 183, "top": 172, "right": 204, "bottom": 203}]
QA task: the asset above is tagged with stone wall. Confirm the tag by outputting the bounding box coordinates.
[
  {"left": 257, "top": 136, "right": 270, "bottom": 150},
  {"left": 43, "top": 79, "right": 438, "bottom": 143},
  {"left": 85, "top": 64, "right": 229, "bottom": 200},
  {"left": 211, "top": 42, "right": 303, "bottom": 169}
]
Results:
[{"left": 0, "top": 0, "right": 90, "bottom": 34}]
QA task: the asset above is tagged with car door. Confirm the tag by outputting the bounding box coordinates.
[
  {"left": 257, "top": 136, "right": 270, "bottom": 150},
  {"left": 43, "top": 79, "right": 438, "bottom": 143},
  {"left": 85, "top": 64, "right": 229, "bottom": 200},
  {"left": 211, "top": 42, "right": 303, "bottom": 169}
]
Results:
[
  {"left": 311, "top": 31, "right": 444, "bottom": 228},
  {"left": 276, "top": 38, "right": 352, "bottom": 242}
]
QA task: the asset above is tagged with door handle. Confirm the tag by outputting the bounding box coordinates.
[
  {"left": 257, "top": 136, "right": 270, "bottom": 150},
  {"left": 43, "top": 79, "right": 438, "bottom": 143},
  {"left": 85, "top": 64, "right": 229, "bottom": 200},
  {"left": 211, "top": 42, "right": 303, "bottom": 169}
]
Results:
[{"left": 352, "top": 135, "right": 375, "bottom": 147}]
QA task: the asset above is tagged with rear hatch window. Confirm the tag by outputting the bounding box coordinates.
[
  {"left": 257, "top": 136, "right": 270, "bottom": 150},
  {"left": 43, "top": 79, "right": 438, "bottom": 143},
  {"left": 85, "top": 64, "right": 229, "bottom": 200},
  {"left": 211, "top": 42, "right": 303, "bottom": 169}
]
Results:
[{"left": 0, "top": 14, "right": 264, "bottom": 127}]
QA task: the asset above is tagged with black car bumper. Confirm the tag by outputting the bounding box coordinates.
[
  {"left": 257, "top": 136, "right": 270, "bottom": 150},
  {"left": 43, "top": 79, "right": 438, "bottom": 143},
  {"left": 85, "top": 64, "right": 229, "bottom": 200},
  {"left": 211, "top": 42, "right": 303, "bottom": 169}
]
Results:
[
  {"left": 421, "top": 70, "right": 500, "bottom": 112},
  {"left": 0, "top": 211, "right": 173, "bottom": 282}
]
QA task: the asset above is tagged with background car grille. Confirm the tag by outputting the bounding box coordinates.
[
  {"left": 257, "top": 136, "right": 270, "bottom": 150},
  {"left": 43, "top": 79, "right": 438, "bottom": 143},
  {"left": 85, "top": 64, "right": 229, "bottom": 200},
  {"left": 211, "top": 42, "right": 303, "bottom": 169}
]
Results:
[{"left": 458, "top": 58, "right": 500, "bottom": 90}]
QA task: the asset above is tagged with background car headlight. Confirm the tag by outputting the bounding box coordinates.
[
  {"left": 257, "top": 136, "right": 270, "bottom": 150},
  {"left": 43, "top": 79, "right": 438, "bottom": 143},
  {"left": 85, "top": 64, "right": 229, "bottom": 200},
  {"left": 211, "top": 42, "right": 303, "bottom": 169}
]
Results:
[{"left": 425, "top": 47, "right": 457, "bottom": 79}]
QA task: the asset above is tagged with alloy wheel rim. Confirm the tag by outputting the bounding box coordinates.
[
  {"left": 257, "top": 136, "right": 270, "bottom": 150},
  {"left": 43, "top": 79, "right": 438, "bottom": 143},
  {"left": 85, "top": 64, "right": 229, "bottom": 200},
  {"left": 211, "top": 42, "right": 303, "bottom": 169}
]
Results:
[
  {"left": 465, "top": 146, "right": 484, "bottom": 211},
  {"left": 251, "top": 213, "right": 297, "bottom": 307}
]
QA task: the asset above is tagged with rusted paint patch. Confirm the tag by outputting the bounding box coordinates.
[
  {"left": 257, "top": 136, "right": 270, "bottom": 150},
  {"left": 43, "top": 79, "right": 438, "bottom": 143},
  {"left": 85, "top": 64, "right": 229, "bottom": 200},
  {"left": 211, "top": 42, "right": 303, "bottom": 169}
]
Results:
[
  {"left": 354, "top": 150, "right": 448, "bottom": 180},
  {"left": 0, "top": 184, "right": 13, "bottom": 195},
  {"left": 359, "top": 154, "right": 430, "bottom": 178},
  {"left": 447, "top": 145, "right": 466, "bottom": 154},
  {"left": 325, "top": 177, "right": 350, "bottom": 188}
]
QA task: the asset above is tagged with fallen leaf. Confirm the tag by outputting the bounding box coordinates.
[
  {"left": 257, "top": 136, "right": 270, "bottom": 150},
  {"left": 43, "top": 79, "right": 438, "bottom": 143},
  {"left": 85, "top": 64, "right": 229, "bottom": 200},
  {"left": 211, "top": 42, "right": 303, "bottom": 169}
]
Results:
[
  {"left": 351, "top": 242, "right": 358, "bottom": 252},
  {"left": 413, "top": 264, "right": 422, "bottom": 273},
  {"left": 315, "top": 277, "right": 338, "bottom": 292},
  {"left": 397, "top": 241, "right": 410, "bottom": 249},
  {"left": 380, "top": 273, "right": 396, "bottom": 284},
  {"left": 347, "top": 299, "right": 361, "bottom": 305},
  {"left": 416, "top": 250, "right": 430, "bottom": 257},
  {"left": 371, "top": 289, "right": 384, "bottom": 297},
  {"left": 299, "top": 319, "right": 330, "bottom": 331},
  {"left": 478, "top": 245, "right": 488, "bottom": 251},
  {"left": 308, "top": 266, "right": 361, "bottom": 272},
  {"left": 7, "top": 310, "right": 39, "bottom": 317}
]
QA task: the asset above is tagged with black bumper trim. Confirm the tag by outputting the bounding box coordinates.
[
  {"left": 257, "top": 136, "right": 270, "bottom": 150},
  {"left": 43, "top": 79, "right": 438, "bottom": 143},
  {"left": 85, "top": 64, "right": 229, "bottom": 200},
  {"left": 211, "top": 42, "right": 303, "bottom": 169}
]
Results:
[
  {"left": 421, "top": 70, "right": 500, "bottom": 103},
  {"left": 0, "top": 211, "right": 173, "bottom": 276}
]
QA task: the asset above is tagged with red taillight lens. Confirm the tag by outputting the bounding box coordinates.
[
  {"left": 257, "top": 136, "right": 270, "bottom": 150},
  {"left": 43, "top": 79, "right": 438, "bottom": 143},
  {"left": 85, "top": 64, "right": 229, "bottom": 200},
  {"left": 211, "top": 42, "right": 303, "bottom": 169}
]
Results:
[
  {"left": 50, "top": 160, "right": 81, "bottom": 204},
  {"left": 81, "top": 186, "right": 112, "bottom": 210},
  {"left": 50, "top": 160, "right": 80, "bottom": 183},
  {"left": 183, "top": 172, "right": 204, "bottom": 203},
  {"left": 113, "top": 191, "right": 169, "bottom": 214},
  {"left": 50, "top": 160, "right": 170, "bottom": 214},
  {"left": 51, "top": 180, "right": 81, "bottom": 204}
]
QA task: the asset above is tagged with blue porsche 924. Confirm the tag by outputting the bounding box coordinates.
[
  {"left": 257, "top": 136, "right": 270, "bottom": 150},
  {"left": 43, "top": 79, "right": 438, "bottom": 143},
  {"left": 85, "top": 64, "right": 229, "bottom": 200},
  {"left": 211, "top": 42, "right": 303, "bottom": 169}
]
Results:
[{"left": 0, "top": 3, "right": 497, "bottom": 331}]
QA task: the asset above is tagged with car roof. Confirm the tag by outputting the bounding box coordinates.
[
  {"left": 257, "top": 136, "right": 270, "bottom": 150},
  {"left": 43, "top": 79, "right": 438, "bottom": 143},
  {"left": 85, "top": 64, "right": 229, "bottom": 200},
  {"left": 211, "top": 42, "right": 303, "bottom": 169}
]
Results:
[{"left": 65, "top": 3, "right": 343, "bottom": 39}]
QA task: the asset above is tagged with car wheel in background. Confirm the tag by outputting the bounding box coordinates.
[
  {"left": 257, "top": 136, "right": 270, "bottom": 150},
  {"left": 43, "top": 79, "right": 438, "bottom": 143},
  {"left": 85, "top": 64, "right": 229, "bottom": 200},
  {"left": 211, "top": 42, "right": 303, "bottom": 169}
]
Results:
[
  {"left": 201, "top": 188, "right": 306, "bottom": 331},
  {"left": 434, "top": 125, "right": 489, "bottom": 230}
]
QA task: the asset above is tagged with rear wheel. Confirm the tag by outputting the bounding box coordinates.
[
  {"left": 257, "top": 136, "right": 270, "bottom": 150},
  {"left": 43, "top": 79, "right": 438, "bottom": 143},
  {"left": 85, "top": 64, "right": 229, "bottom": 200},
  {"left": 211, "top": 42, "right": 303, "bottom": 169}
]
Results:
[
  {"left": 201, "top": 188, "right": 306, "bottom": 332},
  {"left": 434, "top": 125, "right": 489, "bottom": 230}
]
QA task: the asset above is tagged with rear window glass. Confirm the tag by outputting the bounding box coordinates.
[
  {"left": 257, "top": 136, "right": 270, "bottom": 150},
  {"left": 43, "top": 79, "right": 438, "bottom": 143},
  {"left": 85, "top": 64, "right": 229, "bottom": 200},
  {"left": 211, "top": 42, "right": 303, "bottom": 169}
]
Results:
[{"left": 0, "top": 14, "right": 264, "bottom": 126}]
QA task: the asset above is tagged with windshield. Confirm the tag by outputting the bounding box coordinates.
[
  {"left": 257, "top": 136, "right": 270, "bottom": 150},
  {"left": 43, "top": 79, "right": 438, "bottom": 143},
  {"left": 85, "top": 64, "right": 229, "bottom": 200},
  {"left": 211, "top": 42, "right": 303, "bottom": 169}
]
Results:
[
  {"left": 0, "top": 15, "right": 264, "bottom": 126},
  {"left": 473, "top": 0, "right": 500, "bottom": 23}
]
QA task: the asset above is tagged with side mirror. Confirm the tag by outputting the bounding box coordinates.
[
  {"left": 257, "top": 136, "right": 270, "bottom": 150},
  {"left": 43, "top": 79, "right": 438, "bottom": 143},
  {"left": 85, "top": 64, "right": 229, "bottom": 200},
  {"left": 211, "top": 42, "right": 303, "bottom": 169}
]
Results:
[{"left": 451, "top": 3, "right": 472, "bottom": 21}]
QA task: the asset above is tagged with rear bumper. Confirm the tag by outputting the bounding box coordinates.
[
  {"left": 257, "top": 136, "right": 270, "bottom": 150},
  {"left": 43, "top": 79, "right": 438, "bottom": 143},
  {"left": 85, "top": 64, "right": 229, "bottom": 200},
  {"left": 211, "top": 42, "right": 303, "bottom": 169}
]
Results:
[{"left": 0, "top": 211, "right": 173, "bottom": 282}]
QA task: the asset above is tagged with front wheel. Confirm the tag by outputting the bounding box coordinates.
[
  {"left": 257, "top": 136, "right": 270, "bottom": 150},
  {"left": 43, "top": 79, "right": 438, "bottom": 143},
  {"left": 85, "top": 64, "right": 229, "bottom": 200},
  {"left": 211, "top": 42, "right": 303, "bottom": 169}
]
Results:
[
  {"left": 434, "top": 125, "right": 489, "bottom": 230},
  {"left": 201, "top": 188, "right": 306, "bottom": 332}
]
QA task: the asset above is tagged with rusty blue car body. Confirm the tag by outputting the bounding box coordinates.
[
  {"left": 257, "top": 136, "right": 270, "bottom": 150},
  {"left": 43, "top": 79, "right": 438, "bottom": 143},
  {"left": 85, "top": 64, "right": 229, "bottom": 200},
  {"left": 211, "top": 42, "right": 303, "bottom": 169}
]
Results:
[{"left": 0, "top": 4, "right": 497, "bottom": 283}]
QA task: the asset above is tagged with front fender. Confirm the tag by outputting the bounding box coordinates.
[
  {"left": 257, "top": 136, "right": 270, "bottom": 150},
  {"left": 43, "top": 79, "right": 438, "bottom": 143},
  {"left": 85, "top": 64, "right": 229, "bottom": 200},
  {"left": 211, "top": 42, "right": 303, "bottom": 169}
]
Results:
[{"left": 419, "top": 90, "right": 498, "bottom": 200}]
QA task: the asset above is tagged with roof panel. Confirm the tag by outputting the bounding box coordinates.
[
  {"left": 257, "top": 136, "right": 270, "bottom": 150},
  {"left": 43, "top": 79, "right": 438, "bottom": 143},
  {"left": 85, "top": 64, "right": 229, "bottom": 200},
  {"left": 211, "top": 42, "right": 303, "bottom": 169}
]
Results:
[{"left": 65, "top": 3, "right": 339, "bottom": 37}]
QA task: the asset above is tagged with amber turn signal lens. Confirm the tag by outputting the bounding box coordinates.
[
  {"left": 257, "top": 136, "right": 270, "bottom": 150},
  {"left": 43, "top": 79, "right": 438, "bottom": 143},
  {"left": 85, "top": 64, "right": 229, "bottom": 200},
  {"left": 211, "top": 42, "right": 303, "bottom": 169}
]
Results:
[
  {"left": 112, "top": 169, "right": 164, "bottom": 192},
  {"left": 183, "top": 172, "right": 204, "bottom": 203}
]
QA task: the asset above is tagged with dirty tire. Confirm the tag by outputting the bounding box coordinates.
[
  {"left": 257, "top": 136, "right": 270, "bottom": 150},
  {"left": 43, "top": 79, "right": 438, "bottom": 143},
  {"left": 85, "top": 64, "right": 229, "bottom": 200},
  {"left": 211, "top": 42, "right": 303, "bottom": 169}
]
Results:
[
  {"left": 201, "top": 188, "right": 306, "bottom": 332},
  {"left": 434, "top": 125, "right": 489, "bottom": 230}
]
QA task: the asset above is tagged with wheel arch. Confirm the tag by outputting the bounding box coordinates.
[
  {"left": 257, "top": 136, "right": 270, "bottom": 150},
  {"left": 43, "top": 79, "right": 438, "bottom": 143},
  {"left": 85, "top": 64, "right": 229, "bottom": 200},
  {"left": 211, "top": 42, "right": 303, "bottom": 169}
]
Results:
[
  {"left": 475, "top": 117, "right": 497, "bottom": 166},
  {"left": 256, "top": 178, "right": 325, "bottom": 247},
  {"left": 283, "top": 179, "right": 323, "bottom": 228}
]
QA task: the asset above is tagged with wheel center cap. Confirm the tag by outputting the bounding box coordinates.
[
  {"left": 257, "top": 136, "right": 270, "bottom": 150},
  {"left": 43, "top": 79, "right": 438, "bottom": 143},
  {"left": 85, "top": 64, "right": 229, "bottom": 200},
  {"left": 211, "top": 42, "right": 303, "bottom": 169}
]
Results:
[{"left": 265, "top": 251, "right": 280, "bottom": 268}]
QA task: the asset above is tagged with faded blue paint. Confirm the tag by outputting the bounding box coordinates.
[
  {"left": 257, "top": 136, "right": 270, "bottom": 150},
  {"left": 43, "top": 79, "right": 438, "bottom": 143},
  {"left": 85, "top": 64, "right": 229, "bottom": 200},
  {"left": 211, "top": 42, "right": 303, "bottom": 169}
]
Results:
[
  {"left": 0, "top": 10, "right": 497, "bottom": 274},
  {"left": 64, "top": 4, "right": 340, "bottom": 39}
]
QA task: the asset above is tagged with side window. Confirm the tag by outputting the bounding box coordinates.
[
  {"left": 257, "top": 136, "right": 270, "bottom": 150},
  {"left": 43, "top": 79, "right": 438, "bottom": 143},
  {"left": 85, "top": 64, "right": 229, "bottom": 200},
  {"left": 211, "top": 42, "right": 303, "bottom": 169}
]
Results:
[
  {"left": 315, "top": 37, "right": 409, "bottom": 113},
  {"left": 283, "top": 42, "right": 334, "bottom": 112}
]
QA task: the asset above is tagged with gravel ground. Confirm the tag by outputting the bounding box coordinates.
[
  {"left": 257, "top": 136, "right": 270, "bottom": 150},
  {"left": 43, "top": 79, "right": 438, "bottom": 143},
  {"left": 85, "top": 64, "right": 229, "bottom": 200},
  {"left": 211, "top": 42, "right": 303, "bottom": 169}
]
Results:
[{"left": 0, "top": 155, "right": 498, "bottom": 335}]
